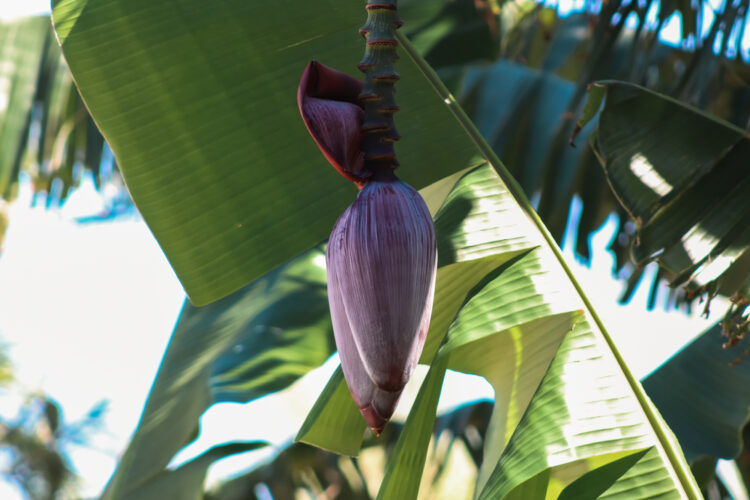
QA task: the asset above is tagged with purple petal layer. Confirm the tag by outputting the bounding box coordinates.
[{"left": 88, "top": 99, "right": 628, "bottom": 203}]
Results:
[
  {"left": 327, "top": 176, "right": 437, "bottom": 433},
  {"left": 298, "top": 61, "right": 366, "bottom": 185}
]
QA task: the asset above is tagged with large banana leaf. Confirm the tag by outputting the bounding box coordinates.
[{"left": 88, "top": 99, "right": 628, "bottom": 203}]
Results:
[
  {"left": 51, "top": 0, "right": 491, "bottom": 305},
  {"left": 642, "top": 323, "right": 750, "bottom": 462}
]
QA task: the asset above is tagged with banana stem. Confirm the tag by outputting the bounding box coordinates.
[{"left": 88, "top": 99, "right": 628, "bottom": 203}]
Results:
[{"left": 358, "top": 0, "right": 402, "bottom": 172}]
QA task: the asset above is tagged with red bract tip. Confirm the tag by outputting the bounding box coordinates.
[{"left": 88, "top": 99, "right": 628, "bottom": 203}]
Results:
[{"left": 298, "top": 61, "right": 369, "bottom": 187}]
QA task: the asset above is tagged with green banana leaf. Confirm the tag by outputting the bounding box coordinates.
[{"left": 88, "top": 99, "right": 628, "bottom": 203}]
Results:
[
  {"left": 642, "top": 323, "right": 750, "bottom": 462},
  {"left": 51, "top": 0, "right": 489, "bottom": 305},
  {"left": 578, "top": 82, "right": 750, "bottom": 299}
]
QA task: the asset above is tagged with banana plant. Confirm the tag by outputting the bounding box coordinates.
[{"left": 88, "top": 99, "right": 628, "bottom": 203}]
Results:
[{"left": 50, "top": 0, "right": 705, "bottom": 498}]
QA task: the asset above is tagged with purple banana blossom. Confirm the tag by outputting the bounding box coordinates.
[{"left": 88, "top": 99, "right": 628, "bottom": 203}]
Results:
[
  {"left": 327, "top": 173, "right": 437, "bottom": 434},
  {"left": 299, "top": 61, "right": 437, "bottom": 434}
]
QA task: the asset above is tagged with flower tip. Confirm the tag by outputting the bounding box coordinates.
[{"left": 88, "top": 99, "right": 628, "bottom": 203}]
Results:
[{"left": 360, "top": 404, "right": 387, "bottom": 436}]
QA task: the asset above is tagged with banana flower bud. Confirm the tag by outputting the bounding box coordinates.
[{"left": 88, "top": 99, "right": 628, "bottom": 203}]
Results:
[
  {"left": 298, "top": 61, "right": 437, "bottom": 434},
  {"left": 328, "top": 174, "right": 437, "bottom": 434}
]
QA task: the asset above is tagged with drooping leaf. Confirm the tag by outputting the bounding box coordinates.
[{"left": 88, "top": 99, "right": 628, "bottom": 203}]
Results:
[
  {"left": 580, "top": 82, "right": 750, "bottom": 300},
  {"left": 642, "top": 323, "right": 750, "bottom": 462}
]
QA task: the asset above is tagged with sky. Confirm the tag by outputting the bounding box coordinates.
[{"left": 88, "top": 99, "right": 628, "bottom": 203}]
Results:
[
  {"left": 0, "top": 176, "right": 186, "bottom": 497},
  {"left": 0, "top": 0, "right": 48, "bottom": 20},
  {"left": 0, "top": 0, "right": 744, "bottom": 498}
]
